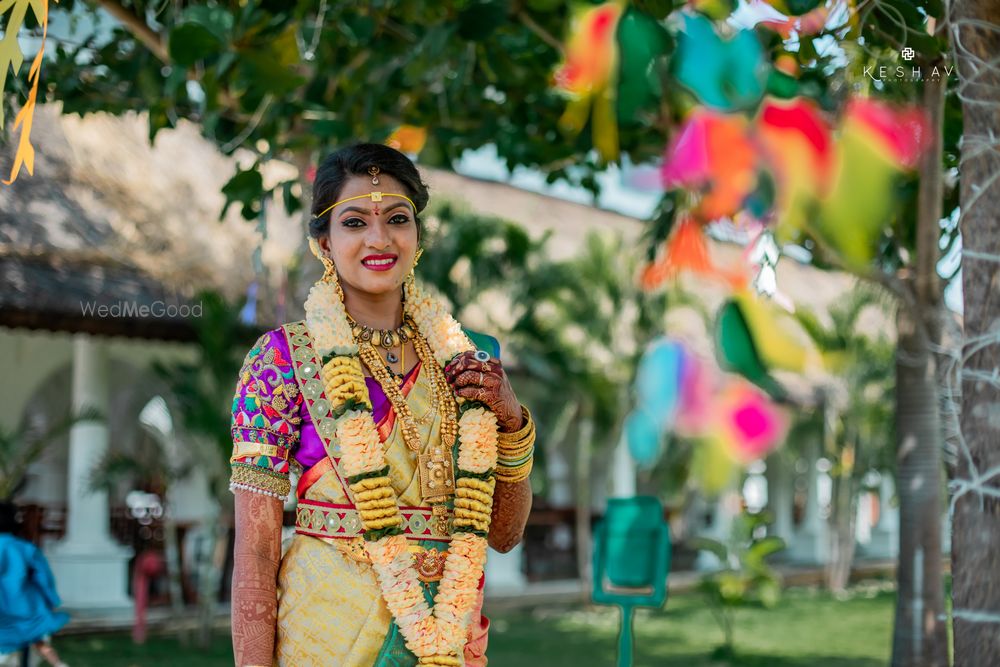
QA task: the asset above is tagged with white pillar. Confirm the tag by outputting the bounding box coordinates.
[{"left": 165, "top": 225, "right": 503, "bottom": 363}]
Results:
[
  {"left": 695, "top": 490, "right": 740, "bottom": 571},
  {"left": 789, "top": 452, "right": 829, "bottom": 564},
  {"left": 546, "top": 445, "right": 572, "bottom": 508},
  {"left": 485, "top": 544, "right": 528, "bottom": 593},
  {"left": 48, "top": 334, "right": 133, "bottom": 609},
  {"left": 866, "top": 472, "right": 899, "bottom": 559},
  {"left": 610, "top": 431, "right": 636, "bottom": 498},
  {"left": 765, "top": 456, "right": 794, "bottom": 546}
]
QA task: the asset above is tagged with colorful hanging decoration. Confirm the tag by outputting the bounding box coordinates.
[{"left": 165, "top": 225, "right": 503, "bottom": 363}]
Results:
[
  {"left": 755, "top": 97, "right": 834, "bottom": 237},
  {"left": 732, "top": 290, "right": 808, "bottom": 373},
  {"left": 674, "top": 351, "right": 714, "bottom": 438},
  {"left": 634, "top": 338, "right": 686, "bottom": 424},
  {"left": 1, "top": 0, "right": 50, "bottom": 184},
  {"left": 640, "top": 216, "right": 747, "bottom": 290},
  {"left": 615, "top": 7, "right": 673, "bottom": 124},
  {"left": 661, "top": 109, "right": 759, "bottom": 222},
  {"left": 386, "top": 125, "right": 428, "bottom": 155},
  {"left": 714, "top": 298, "right": 787, "bottom": 400},
  {"left": 815, "top": 98, "right": 930, "bottom": 266},
  {"left": 759, "top": 7, "right": 830, "bottom": 38},
  {"left": 626, "top": 338, "right": 685, "bottom": 467},
  {"left": 672, "top": 14, "right": 767, "bottom": 111},
  {"left": 625, "top": 408, "right": 664, "bottom": 467},
  {"left": 711, "top": 381, "right": 787, "bottom": 464},
  {"left": 554, "top": 1, "right": 625, "bottom": 162},
  {"left": 690, "top": 377, "right": 788, "bottom": 494}
]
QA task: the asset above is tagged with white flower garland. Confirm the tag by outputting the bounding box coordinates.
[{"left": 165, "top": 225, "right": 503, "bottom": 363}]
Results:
[{"left": 305, "top": 277, "right": 498, "bottom": 664}]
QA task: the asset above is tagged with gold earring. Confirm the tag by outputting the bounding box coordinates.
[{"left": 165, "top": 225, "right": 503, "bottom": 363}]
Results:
[
  {"left": 402, "top": 247, "right": 423, "bottom": 304},
  {"left": 309, "top": 238, "right": 346, "bottom": 302}
]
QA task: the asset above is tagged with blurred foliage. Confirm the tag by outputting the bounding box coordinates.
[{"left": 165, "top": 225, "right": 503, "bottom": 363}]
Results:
[
  {"left": 795, "top": 286, "right": 896, "bottom": 475},
  {"left": 692, "top": 510, "right": 785, "bottom": 657},
  {"left": 28, "top": 0, "right": 658, "bottom": 218},
  {"left": 150, "top": 290, "right": 259, "bottom": 505},
  {"left": 425, "top": 202, "right": 670, "bottom": 460},
  {"left": 0, "top": 407, "right": 102, "bottom": 500}
]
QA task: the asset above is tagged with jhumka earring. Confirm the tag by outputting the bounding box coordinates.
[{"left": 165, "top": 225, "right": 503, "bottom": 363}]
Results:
[
  {"left": 308, "top": 238, "right": 346, "bottom": 303},
  {"left": 403, "top": 247, "right": 424, "bottom": 303}
]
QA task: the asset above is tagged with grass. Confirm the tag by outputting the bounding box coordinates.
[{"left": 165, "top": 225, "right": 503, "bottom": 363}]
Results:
[{"left": 53, "top": 585, "right": 894, "bottom": 667}]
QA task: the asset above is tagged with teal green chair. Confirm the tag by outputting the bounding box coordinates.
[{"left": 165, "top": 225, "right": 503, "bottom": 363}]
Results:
[{"left": 592, "top": 496, "right": 672, "bottom": 667}]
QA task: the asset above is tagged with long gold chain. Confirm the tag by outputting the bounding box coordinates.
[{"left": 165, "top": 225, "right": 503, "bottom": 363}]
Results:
[
  {"left": 358, "top": 329, "right": 458, "bottom": 452},
  {"left": 412, "top": 334, "right": 459, "bottom": 449}
]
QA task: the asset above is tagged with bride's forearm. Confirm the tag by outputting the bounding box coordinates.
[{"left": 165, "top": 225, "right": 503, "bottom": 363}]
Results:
[
  {"left": 488, "top": 478, "right": 532, "bottom": 553},
  {"left": 232, "top": 491, "right": 282, "bottom": 667}
]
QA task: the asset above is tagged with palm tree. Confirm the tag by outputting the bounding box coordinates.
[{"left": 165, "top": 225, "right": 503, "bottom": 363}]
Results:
[{"left": 795, "top": 287, "right": 895, "bottom": 592}]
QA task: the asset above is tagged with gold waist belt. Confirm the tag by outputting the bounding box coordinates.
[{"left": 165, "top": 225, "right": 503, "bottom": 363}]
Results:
[
  {"left": 295, "top": 499, "right": 452, "bottom": 581},
  {"left": 295, "top": 498, "right": 453, "bottom": 542}
]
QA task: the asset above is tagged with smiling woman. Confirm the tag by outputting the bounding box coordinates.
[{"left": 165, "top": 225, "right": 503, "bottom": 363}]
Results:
[{"left": 229, "top": 144, "right": 534, "bottom": 667}]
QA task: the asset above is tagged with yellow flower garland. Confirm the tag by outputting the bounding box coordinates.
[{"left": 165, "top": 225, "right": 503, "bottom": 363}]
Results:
[{"left": 305, "top": 277, "right": 497, "bottom": 664}]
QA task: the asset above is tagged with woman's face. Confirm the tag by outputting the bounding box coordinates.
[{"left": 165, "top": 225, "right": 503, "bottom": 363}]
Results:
[{"left": 318, "top": 173, "right": 419, "bottom": 299}]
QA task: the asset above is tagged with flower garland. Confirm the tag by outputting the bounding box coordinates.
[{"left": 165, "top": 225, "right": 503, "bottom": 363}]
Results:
[{"left": 305, "top": 278, "right": 498, "bottom": 665}]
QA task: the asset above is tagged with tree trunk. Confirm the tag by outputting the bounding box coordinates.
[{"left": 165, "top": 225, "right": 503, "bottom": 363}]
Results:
[
  {"left": 826, "top": 458, "right": 859, "bottom": 593},
  {"left": 891, "top": 307, "right": 949, "bottom": 667},
  {"left": 952, "top": 0, "right": 1000, "bottom": 662},
  {"left": 575, "top": 410, "right": 594, "bottom": 599}
]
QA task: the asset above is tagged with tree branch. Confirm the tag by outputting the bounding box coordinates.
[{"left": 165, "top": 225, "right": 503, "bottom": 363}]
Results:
[
  {"left": 95, "top": 0, "right": 170, "bottom": 64},
  {"left": 517, "top": 9, "right": 564, "bottom": 54}
]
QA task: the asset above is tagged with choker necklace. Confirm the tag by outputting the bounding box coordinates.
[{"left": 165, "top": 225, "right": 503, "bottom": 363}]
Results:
[{"left": 345, "top": 313, "right": 415, "bottom": 366}]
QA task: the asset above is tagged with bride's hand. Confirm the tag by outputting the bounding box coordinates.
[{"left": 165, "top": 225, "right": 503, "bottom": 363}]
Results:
[{"left": 444, "top": 351, "right": 524, "bottom": 432}]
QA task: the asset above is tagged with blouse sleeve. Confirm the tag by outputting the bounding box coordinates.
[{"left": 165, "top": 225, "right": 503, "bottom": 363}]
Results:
[{"left": 229, "top": 329, "right": 303, "bottom": 501}]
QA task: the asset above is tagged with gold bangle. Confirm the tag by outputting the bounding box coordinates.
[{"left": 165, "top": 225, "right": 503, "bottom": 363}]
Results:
[
  {"left": 496, "top": 464, "right": 532, "bottom": 484},
  {"left": 498, "top": 405, "right": 533, "bottom": 442},
  {"left": 497, "top": 458, "right": 532, "bottom": 472},
  {"left": 498, "top": 440, "right": 535, "bottom": 458},
  {"left": 498, "top": 426, "right": 535, "bottom": 453}
]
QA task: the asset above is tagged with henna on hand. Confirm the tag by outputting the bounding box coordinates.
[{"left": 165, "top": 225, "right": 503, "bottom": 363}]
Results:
[
  {"left": 488, "top": 478, "right": 532, "bottom": 553},
  {"left": 445, "top": 352, "right": 523, "bottom": 431},
  {"left": 232, "top": 490, "right": 283, "bottom": 667}
]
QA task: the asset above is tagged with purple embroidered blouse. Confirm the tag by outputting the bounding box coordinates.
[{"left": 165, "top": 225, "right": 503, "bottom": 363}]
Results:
[{"left": 229, "top": 327, "right": 417, "bottom": 499}]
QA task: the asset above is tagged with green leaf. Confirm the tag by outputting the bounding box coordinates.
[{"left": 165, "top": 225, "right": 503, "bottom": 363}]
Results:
[
  {"left": 745, "top": 536, "right": 786, "bottom": 570},
  {"left": 756, "top": 577, "right": 781, "bottom": 607},
  {"left": 340, "top": 15, "right": 376, "bottom": 44},
  {"left": 169, "top": 23, "right": 222, "bottom": 67},
  {"left": 691, "top": 536, "right": 728, "bottom": 563},
  {"left": 458, "top": 1, "right": 511, "bottom": 40},
  {"left": 182, "top": 5, "right": 234, "bottom": 43},
  {"left": 221, "top": 168, "right": 264, "bottom": 221}
]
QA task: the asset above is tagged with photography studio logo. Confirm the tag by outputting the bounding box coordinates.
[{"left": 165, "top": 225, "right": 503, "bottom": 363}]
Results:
[{"left": 864, "top": 46, "right": 955, "bottom": 82}]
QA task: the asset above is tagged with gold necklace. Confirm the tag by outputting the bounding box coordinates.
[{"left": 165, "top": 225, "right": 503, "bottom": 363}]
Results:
[
  {"left": 347, "top": 313, "right": 414, "bottom": 356},
  {"left": 358, "top": 329, "right": 460, "bottom": 504},
  {"left": 357, "top": 329, "right": 458, "bottom": 452}
]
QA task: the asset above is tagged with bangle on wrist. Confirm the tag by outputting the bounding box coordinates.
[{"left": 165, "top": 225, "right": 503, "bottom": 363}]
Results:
[{"left": 498, "top": 405, "right": 532, "bottom": 438}]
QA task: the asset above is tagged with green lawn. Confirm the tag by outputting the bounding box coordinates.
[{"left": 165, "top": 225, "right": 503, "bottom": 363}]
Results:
[{"left": 54, "top": 585, "right": 894, "bottom": 667}]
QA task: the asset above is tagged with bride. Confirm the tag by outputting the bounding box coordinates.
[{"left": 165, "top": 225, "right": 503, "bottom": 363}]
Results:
[{"left": 228, "top": 143, "right": 534, "bottom": 666}]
